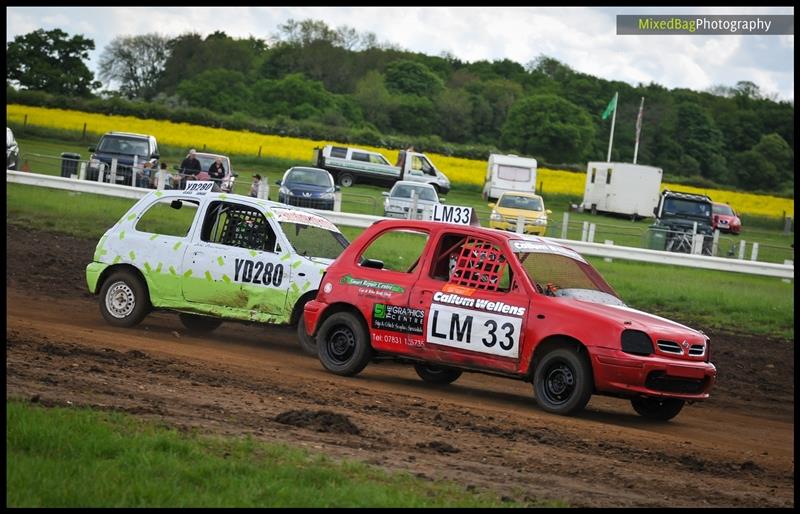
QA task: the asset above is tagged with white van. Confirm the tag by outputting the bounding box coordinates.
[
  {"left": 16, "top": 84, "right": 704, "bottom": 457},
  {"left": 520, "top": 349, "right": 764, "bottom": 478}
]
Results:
[{"left": 482, "top": 154, "right": 538, "bottom": 201}]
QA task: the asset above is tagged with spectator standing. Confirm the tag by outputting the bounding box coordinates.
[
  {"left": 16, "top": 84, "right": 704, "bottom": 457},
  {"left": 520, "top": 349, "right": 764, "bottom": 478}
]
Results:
[
  {"left": 249, "top": 174, "right": 262, "bottom": 197},
  {"left": 154, "top": 162, "right": 176, "bottom": 189}
]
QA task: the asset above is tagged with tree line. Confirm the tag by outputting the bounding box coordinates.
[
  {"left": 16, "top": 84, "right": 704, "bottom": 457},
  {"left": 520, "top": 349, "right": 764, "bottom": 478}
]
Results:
[{"left": 6, "top": 21, "right": 794, "bottom": 195}]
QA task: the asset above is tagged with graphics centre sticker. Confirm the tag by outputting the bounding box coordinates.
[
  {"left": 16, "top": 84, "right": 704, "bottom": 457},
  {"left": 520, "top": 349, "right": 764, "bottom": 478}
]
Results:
[{"left": 372, "top": 303, "right": 424, "bottom": 335}]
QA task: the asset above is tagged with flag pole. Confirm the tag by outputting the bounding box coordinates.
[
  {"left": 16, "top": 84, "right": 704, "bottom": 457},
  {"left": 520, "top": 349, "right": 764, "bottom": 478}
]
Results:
[
  {"left": 633, "top": 96, "right": 644, "bottom": 164},
  {"left": 606, "top": 92, "right": 618, "bottom": 162}
]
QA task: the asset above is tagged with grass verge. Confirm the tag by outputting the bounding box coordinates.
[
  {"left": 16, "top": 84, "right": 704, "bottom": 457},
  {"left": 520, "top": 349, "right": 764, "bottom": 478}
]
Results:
[{"left": 7, "top": 400, "right": 549, "bottom": 507}]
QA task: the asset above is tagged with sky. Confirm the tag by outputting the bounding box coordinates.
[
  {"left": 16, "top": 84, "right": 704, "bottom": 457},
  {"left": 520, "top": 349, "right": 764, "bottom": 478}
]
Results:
[{"left": 5, "top": 6, "right": 795, "bottom": 101}]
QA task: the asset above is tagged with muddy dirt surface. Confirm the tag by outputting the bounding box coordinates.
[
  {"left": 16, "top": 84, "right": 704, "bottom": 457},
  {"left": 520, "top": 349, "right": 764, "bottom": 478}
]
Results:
[{"left": 5, "top": 225, "right": 795, "bottom": 507}]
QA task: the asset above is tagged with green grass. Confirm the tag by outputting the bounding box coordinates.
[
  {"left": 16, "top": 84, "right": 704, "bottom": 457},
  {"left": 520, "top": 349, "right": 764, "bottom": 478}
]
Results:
[
  {"left": 6, "top": 182, "right": 794, "bottom": 339},
  {"left": 589, "top": 258, "right": 793, "bottom": 340},
  {"left": 7, "top": 400, "right": 548, "bottom": 507},
  {"left": 14, "top": 131, "right": 794, "bottom": 264}
]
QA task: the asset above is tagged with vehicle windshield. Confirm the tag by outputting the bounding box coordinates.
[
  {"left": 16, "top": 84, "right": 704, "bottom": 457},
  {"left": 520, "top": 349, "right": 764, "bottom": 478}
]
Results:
[
  {"left": 662, "top": 198, "right": 711, "bottom": 219},
  {"left": 712, "top": 203, "right": 734, "bottom": 216},
  {"left": 98, "top": 136, "right": 150, "bottom": 157},
  {"left": 279, "top": 222, "right": 348, "bottom": 259},
  {"left": 196, "top": 155, "right": 231, "bottom": 173},
  {"left": 287, "top": 168, "right": 332, "bottom": 187},
  {"left": 516, "top": 251, "right": 621, "bottom": 303},
  {"left": 498, "top": 195, "right": 543, "bottom": 211},
  {"left": 391, "top": 184, "right": 438, "bottom": 202}
]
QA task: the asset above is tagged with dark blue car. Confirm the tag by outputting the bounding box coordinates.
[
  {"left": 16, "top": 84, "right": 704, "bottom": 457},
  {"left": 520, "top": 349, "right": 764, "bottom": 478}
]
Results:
[
  {"left": 87, "top": 132, "right": 159, "bottom": 186},
  {"left": 277, "top": 166, "right": 338, "bottom": 211}
]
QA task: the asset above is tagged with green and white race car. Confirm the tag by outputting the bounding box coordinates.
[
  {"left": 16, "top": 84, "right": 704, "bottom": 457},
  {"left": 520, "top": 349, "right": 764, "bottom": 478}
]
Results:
[{"left": 85, "top": 181, "right": 348, "bottom": 354}]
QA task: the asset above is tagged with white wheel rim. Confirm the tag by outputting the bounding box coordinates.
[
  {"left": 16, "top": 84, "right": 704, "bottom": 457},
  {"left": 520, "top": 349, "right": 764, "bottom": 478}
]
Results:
[{"left": 105, "top": 281, "right": 135, "bottom": 318}]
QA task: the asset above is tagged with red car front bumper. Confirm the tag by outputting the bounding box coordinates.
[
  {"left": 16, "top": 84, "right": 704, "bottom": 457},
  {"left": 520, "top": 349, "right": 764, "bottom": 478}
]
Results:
[{"left": 591, "top": 347, "right": 717, "bottom": 400}]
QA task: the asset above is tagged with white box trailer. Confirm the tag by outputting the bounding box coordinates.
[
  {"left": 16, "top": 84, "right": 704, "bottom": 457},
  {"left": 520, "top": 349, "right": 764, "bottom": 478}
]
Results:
[
  {"left": 582, "top": 161, "right": 663, "bottom": 217},
  {"left": 581, "top": 162, "right": 662, "bottom": 218},
  {"left": 482, "top": 154, "right": 538, "bottom": 201}
]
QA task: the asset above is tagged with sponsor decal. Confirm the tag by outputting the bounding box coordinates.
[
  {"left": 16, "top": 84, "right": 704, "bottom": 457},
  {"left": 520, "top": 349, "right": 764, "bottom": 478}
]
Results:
[
  {"left": 510, "top": 239, "right": 586, "bottom": 263},
  {"left": 272, "top": 207, "right": 339, "bottom": 232},
  {"left": 323, "top": 282, "right": 333, "bottom": 293},
  {"left": 340, "top": 275, "right": 405, "bottom": 293},
  {"left": 432, "top": 291, "right": 526, "bottom": 317},
  {"left": 372, "top": 303, "right": 425, "bottom": 335},
  {"left": 357, "top": 287, "right": 394, "bottom": 299}
]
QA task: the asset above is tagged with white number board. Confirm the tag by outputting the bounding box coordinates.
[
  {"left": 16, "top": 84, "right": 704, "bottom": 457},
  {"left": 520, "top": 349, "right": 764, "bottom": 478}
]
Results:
[
  {"left": 426, "top": 304, "right": 521, "bottom": 358},
  {"left": 183, "top": 181, "right": 215, "bottom": 195},
  {"left": 432, "top": 204, "right": 477, "bottom": 226}
]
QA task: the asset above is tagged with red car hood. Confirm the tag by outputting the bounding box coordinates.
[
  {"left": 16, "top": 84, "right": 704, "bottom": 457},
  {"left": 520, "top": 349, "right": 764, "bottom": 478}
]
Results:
[{"left": 566, "top": 297, "right": 706, "bottom": 343}]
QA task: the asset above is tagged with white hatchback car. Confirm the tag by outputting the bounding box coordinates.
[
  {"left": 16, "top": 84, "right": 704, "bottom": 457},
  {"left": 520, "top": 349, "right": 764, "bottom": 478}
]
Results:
[
  {"left": 85, "top": 182, "right": 348, "bottom": 355},
  {"left": 382, "top": 181, "right": 441, "bottom": 220}
]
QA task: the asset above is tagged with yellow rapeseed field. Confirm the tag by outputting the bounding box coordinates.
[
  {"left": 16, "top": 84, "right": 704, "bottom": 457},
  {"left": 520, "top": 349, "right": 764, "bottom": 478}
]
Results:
[{"left": 7, "top": 104, "right": 793, "bottom": 218}]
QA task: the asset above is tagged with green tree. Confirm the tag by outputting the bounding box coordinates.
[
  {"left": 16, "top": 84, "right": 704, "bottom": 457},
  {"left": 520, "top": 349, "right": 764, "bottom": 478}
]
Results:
[
  {"left": 434, "top": 89, "right": 473, "bottom": 143},
  {"left": 176, "top": 69, "right": 252, "bottom": 114},
  {"left": 252, "top": 73, "right": 335, "bottom": 120},
  {"left": 6, "top": 28, "right": 100, "bottom": 96},
  {"left": 500, "top": 94, "right": 595, "bottom": 162},
  {"left": 384, "top": 60, "right": 444, "bottom": 98},
  {"left": 98, "top": 33, "right": 172, "bottom": 100},
  {"left": 353, "top": 71, "right": 394, "bottom": 131},
  {"left": 674, "top": 102, "right": 727, "bottom": 181}
]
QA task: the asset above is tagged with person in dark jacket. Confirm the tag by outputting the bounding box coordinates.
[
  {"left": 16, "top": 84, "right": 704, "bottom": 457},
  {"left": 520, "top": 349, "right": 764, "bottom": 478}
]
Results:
[
  {"left": 179, "top": 149, "right": 202, "bottom": 177},
  {"left": 208, "top": 156, "right": 226, "bottom": 187}
]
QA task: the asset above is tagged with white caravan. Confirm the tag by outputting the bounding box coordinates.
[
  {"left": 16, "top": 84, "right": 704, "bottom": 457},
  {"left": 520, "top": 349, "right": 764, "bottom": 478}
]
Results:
[
  {"left": 482, "top": 154, "right": 538, "bottom": 201},
  {"left": 581, "top": 162, "right": 663, "bottom": 218}
]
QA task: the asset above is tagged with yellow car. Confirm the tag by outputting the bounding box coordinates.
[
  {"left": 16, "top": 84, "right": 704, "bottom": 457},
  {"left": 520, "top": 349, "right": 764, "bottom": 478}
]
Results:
[{"left": 488, "top": 192, "right": 552, "bottom": 236}]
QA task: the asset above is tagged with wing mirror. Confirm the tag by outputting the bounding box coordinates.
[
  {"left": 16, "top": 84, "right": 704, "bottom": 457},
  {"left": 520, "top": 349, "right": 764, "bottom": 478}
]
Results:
[
  {"left": 546, "top": 209, "right": 552, "bottom": 215},
  {"left": 488, "top": 202, "right": 496, "bottom": 209},
  {"left": 335, "top": 185, "right": 341, "bottom": 192},
  {"left": 88, "top": 146, "right": 96, "bottom": 152},
  {"left": 381, "top": 192, "right": 390, "bottom": 197},
  {"left": 275, "top": 180, "right": 281, "bottom": 186}
]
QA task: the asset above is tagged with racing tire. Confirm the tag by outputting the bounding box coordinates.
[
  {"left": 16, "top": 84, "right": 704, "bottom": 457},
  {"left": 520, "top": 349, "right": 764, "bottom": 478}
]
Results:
[
  {"left": 98, "top": 270, "right": 151, "bottom": 327},
  {"left": 296, "top": 310, "right": 317, "bottom": 356},
  {"left": 533, "top": 348, "right": 593, "bottom": 415},
  {"left": 630, "top": 397, "right": 685, "bottom": 421},
  {"left": 317, "top": 312, "right": 373, "bottom": 376},
  {"left": 178, "top": 313, "right": 222, "bottom": 334},
  {"left": 414, "top": 363, "right": 462, "bottom": 385},
  {"left": 339, "top": 173, "right": 355, "bottom": 188}
]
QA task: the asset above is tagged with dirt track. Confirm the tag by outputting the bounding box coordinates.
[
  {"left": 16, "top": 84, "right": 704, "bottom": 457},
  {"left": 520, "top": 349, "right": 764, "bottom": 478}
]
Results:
[{"left": 5, "top": 225, "right": 795, "bottom": 507}]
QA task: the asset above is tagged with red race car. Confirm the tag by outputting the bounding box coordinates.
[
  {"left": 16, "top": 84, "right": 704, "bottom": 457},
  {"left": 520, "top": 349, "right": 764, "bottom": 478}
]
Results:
[
  {"left": 304, "top": 219, "right": 716, "bottom": 421},
  {"left": 712, "top": 202, "right": 742, "bottom": 234}
]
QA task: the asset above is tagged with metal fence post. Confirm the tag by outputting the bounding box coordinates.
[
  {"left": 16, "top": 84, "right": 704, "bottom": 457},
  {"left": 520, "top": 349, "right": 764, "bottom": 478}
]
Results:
[
  {"left": 561, "top": 212, "right": 569, "bottom": 239},
  {"left": 408, "top": 190, "right": 418, "bottom": 220},
  {"left": 131, "top": 155, "right": 139, "bottom": 188},
  {"left": 784, "top": 217, "right": 794, "bottom": 235},
  {"left": 737, "top": 240, "right": 746, "bottom": 260},
  {"left": 581, "top": 221, "right": 589, "bottom": 242},
  {"left": 712, "top": 229, "right": 720, "bottom": 257},
  {"left": 750, "top": 242, "right": 759, "bottom": 261},
  {"left": 110, "top": 158, "right": 118, "bottom": 184},
  {"left": 257, "top": 181, "right": 269, "bottom": 199},
  {"left": 604, "top": 240, "right": 614, "bottom": 263},
  {"left": 692, "top": 234, "right": 704, "bottom": 255},
  {"left": 157, "top": 172, "right": 166, "bottom": 190},
  {"left": 334, "top": 190, "right": 342, "bottom": 212},
  {"left": 78, "top": 162, "right": 87, "bottom": 181},
  {"left": 516, "top": 215, "right": 524, "bottom": 234},
  {"left": 588, "top": 223, "right": 596, "bottom": 243},
  {"left": 782, "top": 260, "right": 793, "bottom": 283}
]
